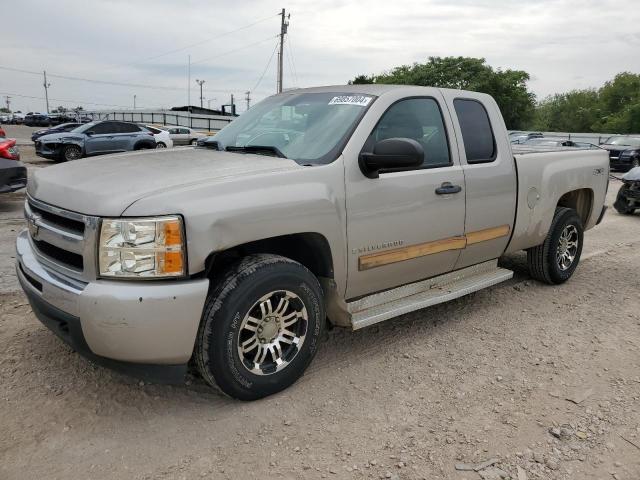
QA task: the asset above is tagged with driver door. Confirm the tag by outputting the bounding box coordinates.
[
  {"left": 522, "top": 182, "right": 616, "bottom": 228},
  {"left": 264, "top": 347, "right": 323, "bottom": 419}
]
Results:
[{"left": 344, "top": 93, "right": 466, "bottom": 299}]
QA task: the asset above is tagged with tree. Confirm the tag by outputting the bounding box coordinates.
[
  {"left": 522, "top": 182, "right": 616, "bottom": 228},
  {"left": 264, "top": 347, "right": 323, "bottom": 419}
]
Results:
[
  {"left": 51, "top": 106, "right": 68, "bottom": 114},
  {"left": 531, "top": 72, "right": 640, "bottom": 133},
  {"left": 349, "top": 57, "right": 536, "bottom": 129},
  {"left": 0, "top": 107, "right": 10, "bottom": 114}
]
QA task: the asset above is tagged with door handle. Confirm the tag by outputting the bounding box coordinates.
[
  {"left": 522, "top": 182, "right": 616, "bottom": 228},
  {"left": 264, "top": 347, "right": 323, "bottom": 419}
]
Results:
[{"left": 435, "top": 182, "right": 462, "bottom": 195}]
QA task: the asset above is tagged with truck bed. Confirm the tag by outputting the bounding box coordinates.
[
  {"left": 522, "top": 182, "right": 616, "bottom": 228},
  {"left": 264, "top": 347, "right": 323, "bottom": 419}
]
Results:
[{"left": 506, "top": 148, "right": 609, "bottom": 253}]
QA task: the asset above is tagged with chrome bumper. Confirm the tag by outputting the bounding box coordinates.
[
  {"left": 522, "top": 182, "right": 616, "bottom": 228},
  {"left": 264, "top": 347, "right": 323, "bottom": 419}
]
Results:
[{"left": 16, "top": 230, "right": 209, "bottom": 364}]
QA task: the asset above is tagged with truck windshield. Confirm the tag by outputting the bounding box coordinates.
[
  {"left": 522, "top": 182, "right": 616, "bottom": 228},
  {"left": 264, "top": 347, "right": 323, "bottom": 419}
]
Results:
[{"left": 210, "top": 92, "right": 375, "bottom": 164}]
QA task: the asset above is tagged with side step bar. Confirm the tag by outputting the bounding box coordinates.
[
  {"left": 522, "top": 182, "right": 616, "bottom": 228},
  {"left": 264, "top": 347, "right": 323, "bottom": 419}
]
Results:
[{"left": 322, "top": 260, "right": 513, "bottom": 330}]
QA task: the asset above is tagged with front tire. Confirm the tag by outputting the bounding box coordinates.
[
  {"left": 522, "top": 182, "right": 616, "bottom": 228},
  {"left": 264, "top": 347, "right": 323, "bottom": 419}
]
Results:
[
  {"left": 614, "top": 185, "right": 636, "bottom": 215},
  {"left": 195, "top": 254, "right": 325, "bottom": 400},
  {"left": 527, "top": 207, "right": 584, "bottom": 285},
  {"left": 190, "top": 139, "right": 198, "bottom": 146},
  {"left": 156, "top": 142, "right": 166, "bottom": 148},
  {"left": 60, "top": 144, "right": 82, "bottom": 162}
]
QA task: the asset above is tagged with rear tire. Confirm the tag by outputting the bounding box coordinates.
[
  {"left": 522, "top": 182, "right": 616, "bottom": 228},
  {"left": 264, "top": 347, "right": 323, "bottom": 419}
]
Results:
[
  {"left": 195, "top": 254, "right": 325, "bottom": 400},
  {"left": 156, "top": 142, "right": 166, "bottom": 148},
  {"left": 527, "top": 207, "right": 584, "bottom": 285}
]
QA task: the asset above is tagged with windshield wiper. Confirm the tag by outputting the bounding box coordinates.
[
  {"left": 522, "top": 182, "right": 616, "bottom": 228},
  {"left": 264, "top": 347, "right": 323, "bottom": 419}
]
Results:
[{"left": 225, "top": 145, "right": 287, "bottom": 158}]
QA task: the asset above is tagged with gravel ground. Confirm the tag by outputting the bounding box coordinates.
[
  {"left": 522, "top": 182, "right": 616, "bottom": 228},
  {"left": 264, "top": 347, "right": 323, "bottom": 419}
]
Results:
[{"left": 1, "top": 126, "right": 639, "bottom": 480}]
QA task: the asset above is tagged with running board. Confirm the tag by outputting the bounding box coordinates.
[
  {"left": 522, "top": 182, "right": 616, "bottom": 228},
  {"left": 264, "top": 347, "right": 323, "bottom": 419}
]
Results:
[{"left": 326, "top": 260, "right": 513, "bottom": 330}]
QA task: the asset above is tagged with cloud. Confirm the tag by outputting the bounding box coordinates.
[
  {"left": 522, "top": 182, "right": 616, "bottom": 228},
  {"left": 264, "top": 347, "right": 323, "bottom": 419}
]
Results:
[{"left": 1, "top": 0, "right": 638, "bottom": 112}]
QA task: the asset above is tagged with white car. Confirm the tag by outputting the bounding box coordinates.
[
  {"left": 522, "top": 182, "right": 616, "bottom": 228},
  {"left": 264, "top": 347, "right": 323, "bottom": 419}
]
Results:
[
  {"left": 142, "top": 125, "right": 173, "bottom": 148},
  {"left": 165, "top": 126, "right": 206, "bottom": 146}
]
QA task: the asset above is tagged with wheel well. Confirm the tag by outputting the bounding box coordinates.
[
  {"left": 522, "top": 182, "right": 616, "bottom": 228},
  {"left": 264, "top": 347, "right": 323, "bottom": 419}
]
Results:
[
  {"left": 557, "top": 188, "right": 593, "bottom": 225},
  {"left": 205, "top": 233, "right": 334, "bottom": 282}
]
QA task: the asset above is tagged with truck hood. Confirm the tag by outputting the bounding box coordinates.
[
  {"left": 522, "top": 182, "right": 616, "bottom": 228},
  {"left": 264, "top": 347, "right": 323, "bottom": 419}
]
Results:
[{"left": 28, "top": 147, "right": 302, "bottom": 216}]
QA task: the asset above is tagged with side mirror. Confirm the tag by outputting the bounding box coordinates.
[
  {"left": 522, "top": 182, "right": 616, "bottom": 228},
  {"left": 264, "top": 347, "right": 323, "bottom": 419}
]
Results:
[
  {"left": 359, "top": 138, "right": 424, "bottom": 179},
  {"left": 85, "top": 130, "right": 94, "bottom": 136}
]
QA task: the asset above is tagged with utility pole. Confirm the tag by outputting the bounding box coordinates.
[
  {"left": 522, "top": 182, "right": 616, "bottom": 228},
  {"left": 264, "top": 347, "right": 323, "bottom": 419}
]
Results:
[
  {"left": 196, "top": 79, "right": 205, "bottom": 108},
  {"left": 245, "top": 91, "right": 251, "bottom": 110},
  {"left": 133, "top": 95, "right": 137, "bottom": 110},
  {"left": 277, "top": 8, "right": 289, "bottom": 93},
  {"left": 187, "top": 54, "right": 191, "bottom": 110},
  {"left": 4, "top": 95, "right": 10, "bottom": 112},
  {"left": 230, "top": 94, "right": 235, "bottom": 115},
  {"left": 43, "top": 71, "right": 51, "bottom": 114}
]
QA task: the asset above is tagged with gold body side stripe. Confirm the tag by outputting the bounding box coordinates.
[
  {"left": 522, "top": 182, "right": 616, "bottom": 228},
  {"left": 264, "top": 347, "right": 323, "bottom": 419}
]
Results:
[{"left": 358, "top": 225, "right": 511, "bottom": 271}]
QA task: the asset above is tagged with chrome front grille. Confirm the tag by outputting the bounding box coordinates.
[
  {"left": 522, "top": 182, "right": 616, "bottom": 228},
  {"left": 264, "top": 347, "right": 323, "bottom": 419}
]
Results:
[{"left": 24, "top": 196, "right": 100, "bottom": 282}]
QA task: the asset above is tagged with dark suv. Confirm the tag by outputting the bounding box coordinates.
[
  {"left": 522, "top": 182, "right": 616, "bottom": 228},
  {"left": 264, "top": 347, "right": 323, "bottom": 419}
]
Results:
[
  {"left": 601, "top": 136, "right": 640, "bottom": 171},
  {"left": 35, "top": 121, "right": 157, "bottom": 162}
]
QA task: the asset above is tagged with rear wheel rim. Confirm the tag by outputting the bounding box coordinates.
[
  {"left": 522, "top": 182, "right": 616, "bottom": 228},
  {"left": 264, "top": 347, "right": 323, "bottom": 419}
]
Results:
[
  {"left": 237, "top": 290, "right": 308, "bottom": 376},
  {"left": 556, "top": 224, "right": 579, "bottom": 271}
]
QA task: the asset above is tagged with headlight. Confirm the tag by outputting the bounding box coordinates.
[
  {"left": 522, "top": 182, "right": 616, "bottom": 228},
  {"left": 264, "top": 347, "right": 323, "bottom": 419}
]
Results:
[{"left": 98, "top": 216, "right": 186, "bottom": 279}]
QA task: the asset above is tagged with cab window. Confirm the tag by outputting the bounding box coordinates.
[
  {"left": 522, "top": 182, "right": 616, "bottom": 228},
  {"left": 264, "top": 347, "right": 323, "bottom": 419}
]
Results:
[
  {"left": 367, "top": 98, "right": 451, "bottom": 169},
  {"left": 454, "top": 99, "right": 496, "bottom": 163}
]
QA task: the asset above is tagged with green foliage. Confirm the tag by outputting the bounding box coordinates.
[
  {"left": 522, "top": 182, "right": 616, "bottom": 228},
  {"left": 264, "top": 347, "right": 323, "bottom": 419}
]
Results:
[
  {"left": 349, "top": 57, "right": 536, "bottom": 129},
  {"left": 0, "top": 107, "right": 10, "bottom": 113},
  {"left": 51, "top": 106, "right": 68, "bottom": 113},
  {"left": 532, "top": 72, "right": 640, "bottom": 133}
]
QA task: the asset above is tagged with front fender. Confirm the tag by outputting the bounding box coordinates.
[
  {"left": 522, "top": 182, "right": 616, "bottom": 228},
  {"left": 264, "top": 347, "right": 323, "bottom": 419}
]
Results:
[{"left": 122, "top": 158, "right": 349, "bottom": 295}]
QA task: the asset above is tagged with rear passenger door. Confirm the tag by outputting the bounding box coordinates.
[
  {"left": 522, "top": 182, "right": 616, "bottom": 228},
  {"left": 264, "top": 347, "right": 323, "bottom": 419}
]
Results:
[
  {"left": 85, "top": 122, "right": 120, "bottom": 155},
  {"left": 114, "top": 122, "right": 143, "bottom": 151},
  {"left": 440, "top": 92, "right": 518, "bottom": 270}
]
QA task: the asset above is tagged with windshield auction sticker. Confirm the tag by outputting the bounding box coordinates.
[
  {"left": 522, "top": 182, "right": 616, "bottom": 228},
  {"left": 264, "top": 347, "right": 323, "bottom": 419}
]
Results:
[{"left": 328, "top": 95, "right": 373, "bottom": 107}]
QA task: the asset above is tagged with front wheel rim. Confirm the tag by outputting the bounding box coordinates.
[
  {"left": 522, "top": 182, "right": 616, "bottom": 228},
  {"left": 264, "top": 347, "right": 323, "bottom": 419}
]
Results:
[
  {"left": 237, "top": 290, "right": 308, "bottom": 376},
  {"left": 556, "top": 224, "right": 579, "bottom": 271},
  {"left": 65, "top": 147, "right": 80, "bottom": 160}
]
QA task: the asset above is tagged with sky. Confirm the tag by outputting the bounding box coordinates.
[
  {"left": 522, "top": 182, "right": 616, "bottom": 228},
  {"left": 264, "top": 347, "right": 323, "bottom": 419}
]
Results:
[{"left": 1, "top": 0, "right": 639, "bottom": 113}]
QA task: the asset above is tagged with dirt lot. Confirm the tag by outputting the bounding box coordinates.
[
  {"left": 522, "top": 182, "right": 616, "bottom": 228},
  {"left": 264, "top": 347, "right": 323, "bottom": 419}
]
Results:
[{"left": 1, "top": 125, "right": 639, "bottom": 480}]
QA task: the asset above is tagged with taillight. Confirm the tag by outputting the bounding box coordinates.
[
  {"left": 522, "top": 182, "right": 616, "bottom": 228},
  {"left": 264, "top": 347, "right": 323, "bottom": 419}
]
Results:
[{"left": 0, "top": 139, "right": 20, "bottom": 161}]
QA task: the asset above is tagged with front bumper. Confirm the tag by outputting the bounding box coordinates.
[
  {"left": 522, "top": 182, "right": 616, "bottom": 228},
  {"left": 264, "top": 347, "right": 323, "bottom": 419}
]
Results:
[
  {"left": 34, "top": 141, "right": 63, "bottom": 160},
  {"left": 16, "top": 230, "right": 209, "bottom": 383},
  {"left": 0, "top": 159, "right": 27, "bottom": 193}
]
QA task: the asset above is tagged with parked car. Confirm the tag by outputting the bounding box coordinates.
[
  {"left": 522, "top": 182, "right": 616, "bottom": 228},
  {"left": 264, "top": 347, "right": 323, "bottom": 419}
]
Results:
[
  {"left": 521, "top": 138, "right": 599, "bottom": 149},
  {"left": 35, "top": 120, "right": 156, "bottom": 162},
  {"left": 165, "top": 126, "right": 206, "bottom": 145},
  {"left": 17, "top": 86, "right": 608, "bottom": 400},
  {"left": 0, "top": 114, "right": 10, "bottom": 123},
  {"left": 139, "top": 124, "right": 173, "bottom": 148},
  {"left": 0, "top": 125, "right": 5, "bottom": 137},
  {"left": 24, "top": 113, "right": 51, "bottom": 127},
  {"left": 510, "top": 132, "right": 544, "bottom": 144},
  {"left": 614, "top": 166, "right": 640, "bottom": 214},
  {"left": 31, "top": 123, "right": 82, "bottom": 142},
  {"left": 0, "top": 137, "right": 27, "bottom": 193},
  {"left": 10, "top": 112, "right": 24, "bottom": 124},
  {"left": 600, "top": 135, "right": 640, "bottom": 171}
]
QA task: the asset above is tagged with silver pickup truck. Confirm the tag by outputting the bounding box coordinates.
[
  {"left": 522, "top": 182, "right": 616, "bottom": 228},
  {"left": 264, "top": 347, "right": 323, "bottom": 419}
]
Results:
[{"left": 17, "top": 85, "right": 608, "bottom": 400}]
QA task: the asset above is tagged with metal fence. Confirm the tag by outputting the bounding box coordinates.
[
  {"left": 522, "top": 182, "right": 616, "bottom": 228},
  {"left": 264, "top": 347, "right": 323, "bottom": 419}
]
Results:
[{"left": 82, "top": 110, "right": 236, "bottom": 133}]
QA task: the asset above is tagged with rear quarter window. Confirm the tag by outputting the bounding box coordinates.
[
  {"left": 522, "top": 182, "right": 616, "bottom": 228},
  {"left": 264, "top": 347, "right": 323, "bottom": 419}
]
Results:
[{"left": 453, "top": 99, "right": 496, "bottom": 163}]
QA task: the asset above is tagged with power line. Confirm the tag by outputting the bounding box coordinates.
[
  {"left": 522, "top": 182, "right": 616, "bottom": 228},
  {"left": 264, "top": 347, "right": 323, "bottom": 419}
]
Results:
[
  {"left": 287, "top": 35, "right": 300, "bottom": 86},
  {"left": 285, "top": 40, "right": 299, "bottom": 87},
  {"left": 118, "top": 13, "right": 279, "bottom": 69},
  {"left": 251, "top": 42, "right": 279, "bottom": 93},
  {"left": 0, "top": 65, "right": 236, "bottom": 93},
  {"left": 0, "top": 91, "right": 136, "bottom": 109}
]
